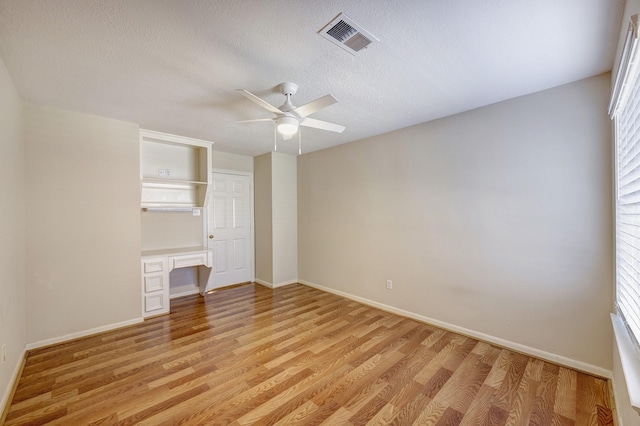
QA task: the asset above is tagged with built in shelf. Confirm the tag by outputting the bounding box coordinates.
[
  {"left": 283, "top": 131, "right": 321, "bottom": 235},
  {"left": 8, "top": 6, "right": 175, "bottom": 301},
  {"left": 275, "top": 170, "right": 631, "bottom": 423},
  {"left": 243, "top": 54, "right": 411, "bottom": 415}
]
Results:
[
  {"left": 139, "top": 129, "right": 213, "bottom": 209},
  {"left": 141, "top": 178, "right": 208, "bottom": 185},
  {"left": 141, "top": 207, "right": 200, "bottom": 213}
]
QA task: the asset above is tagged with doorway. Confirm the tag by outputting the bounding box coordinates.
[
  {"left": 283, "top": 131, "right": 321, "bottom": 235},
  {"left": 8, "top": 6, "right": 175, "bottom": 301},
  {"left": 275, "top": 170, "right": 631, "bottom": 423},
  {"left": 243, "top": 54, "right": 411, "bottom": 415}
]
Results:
[{"left": 206, "top": 170, "right": 254, "bottom": 290}]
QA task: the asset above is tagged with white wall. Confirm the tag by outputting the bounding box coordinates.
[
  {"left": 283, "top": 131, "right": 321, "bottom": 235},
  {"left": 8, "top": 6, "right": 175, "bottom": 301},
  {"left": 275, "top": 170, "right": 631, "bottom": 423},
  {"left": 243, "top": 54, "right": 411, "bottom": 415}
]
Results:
[
  {"left": 0, "top": 56, "right": 26, "bottom": 413},
  {"left": 24, "top": 105, "right": 141, "bottom": 345},
  {"left": 298, "top": 74, "right": 613, "bottom": 373}
]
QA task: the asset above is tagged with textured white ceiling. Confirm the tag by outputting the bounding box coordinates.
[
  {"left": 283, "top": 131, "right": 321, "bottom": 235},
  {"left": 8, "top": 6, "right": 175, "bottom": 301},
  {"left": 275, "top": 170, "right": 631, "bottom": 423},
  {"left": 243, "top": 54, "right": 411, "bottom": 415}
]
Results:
[{"left": 0, "top": 0, "right": 624, "bottom": 156}]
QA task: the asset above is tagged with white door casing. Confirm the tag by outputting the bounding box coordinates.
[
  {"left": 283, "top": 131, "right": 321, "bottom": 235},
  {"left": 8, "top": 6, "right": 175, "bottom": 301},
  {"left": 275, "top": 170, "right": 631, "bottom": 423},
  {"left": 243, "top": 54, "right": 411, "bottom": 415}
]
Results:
[{"left": 205, "top": 171, "right": 253, "bottom": 290}]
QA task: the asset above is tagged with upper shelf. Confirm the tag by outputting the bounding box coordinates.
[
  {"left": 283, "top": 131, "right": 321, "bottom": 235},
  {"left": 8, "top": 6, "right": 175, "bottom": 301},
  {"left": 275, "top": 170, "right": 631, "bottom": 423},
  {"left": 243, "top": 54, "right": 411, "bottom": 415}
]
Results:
[
  {"left": 139, "top": 130, "right": 214, "bottom": 209},
  {"left": 141, "top": 178, "right": 208, "bottom": 185}
]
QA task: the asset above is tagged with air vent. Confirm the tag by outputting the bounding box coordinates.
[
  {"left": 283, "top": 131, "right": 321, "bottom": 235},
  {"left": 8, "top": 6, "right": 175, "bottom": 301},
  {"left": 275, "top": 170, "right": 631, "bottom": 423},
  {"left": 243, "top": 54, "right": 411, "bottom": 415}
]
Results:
[{"left": 319, "top": 13, "right": 379, "bottom": 55}]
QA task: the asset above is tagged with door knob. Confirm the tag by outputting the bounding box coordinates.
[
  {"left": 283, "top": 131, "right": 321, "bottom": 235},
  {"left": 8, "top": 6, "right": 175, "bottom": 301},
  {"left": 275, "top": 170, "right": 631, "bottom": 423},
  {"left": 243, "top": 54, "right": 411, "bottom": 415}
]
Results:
[{"left": 209, "top": 235, "right": 214, "bottom": 239}]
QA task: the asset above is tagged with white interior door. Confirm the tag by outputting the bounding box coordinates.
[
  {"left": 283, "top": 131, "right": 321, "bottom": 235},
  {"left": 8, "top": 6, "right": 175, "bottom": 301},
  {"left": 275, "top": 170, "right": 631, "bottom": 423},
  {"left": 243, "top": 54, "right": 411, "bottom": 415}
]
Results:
[{"left": 207, "top": 172, "right": 253, "bottom": 289}]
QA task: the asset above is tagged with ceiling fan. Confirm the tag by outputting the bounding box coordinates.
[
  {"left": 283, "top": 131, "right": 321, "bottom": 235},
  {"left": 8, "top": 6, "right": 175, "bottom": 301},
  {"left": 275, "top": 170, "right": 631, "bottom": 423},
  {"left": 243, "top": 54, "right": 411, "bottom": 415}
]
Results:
[{"left": 235, "top": 82, "right": 345, "bottom": 152}]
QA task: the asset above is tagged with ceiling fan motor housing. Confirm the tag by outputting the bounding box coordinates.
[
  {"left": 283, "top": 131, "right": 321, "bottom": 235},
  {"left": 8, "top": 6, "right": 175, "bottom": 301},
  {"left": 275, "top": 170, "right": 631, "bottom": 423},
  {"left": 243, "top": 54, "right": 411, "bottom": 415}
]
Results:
[
  {"left": 279, "top": 82, "right": 298, "bottom": 96},
  {"left": 278, "top": 82, "right": 298, "bottom": 112}
]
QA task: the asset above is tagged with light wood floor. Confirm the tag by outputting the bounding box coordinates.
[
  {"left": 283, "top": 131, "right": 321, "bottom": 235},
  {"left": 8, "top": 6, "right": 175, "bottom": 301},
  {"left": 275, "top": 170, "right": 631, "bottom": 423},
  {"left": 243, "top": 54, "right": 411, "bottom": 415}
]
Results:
[{"left": 4, "top": 283, "right": 615, "bottom": 425}]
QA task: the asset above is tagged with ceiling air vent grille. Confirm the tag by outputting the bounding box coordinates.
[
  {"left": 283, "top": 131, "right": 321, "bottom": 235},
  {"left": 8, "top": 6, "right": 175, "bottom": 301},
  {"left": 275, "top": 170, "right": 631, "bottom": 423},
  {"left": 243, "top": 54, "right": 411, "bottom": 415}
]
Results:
[{"left": 319, "top": 13, "right": 379, "bottom": 55}]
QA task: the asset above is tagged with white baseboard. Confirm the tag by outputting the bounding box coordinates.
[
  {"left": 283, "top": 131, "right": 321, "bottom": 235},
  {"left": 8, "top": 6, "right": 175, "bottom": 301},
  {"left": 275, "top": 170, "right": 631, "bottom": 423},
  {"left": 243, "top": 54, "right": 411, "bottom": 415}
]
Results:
[
  {"left": 1, "top": 345, "right": 27, "bottom": 418},
  {"left": 254, "top": 279, "right": 297, "bottom": 289},
  {"left": 299, "top": 280, "right": 612, "bottom": 379},
  {"left": 170, "top": 289, "right": 200, "bottom": 299},
  {"left": 254, "top": 279, "right": 272, "bottom": 288},
  {"left": 273, "top": 279, "right": 297, "bottom": 288},
  {"left": 25, "top": 318, "right": 144, "bottom": 351}
]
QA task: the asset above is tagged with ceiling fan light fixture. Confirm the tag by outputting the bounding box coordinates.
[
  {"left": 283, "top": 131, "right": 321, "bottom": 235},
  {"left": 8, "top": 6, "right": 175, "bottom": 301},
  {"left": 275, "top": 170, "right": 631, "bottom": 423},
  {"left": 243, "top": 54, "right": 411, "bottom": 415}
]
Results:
[{"left": 276, "top": 116, "right": 298, "bottom": 135}]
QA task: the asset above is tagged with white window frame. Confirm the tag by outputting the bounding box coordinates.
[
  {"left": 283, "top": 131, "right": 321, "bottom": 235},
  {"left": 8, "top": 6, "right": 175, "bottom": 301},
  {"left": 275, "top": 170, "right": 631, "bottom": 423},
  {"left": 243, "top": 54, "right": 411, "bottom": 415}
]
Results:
[{"left": 611, "top": 14, "right": 640, "bottom": 416}]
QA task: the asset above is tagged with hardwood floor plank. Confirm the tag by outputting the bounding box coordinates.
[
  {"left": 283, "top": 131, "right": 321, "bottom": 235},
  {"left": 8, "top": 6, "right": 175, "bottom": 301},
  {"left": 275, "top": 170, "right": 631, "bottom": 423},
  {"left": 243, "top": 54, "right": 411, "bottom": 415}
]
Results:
[
  {"left": 341, "top": 378, "right": 389, "bottom": 418},
  {"left": 575, "top": 373, "right": 599, "bottom": 426},
  {"left": 551, "top": 413, "right": 575, "bottom": 426},
  {"left": 596, "top": 404, "right": 615, "bottom": 426},
  {"left": 490, "top": 351, "right": 529, "bottom": 412},
  {"left": 422, "top": 367, "right": 454, "bottom": 399},
  {"left": 412, "top": 399, "right": 449, "bottom": 425},
  {"left": 234, "top": 364, "right": 350, "bottom": 424},
  {"left": 459, "top": 383, "right": 498, "bottom": 426},
  {"left": 117, "top": 383, "right": 210, "bottom": 426},
  {"left": 504, "top": 358, "right": 541, "bottom": 426},
  {"left": 413, "top": 339, "right": 461, "bottom": 385},
  {"left": 148, "top": 381, "right": 251, "bottom": 425},
  {"left": 185, "top": 368, "right": 317, "bottom": 425},
  {"left": 271, "top": 399, "right": 319, "bottom": 425},
  {"left": 484, "top": 363, "right": 509, "bottom": 389},
  {"left": 431, "top": 350, "right": 492, "bottom": 414},
  {"left": 3, "top": 283, "right": 616, "bottom": 425},
  {"left": 321, "top": 406, "right": 354, "bottom": 425},
  {"left": 435, "top": 407, "right": 465, "bottom": 425},
  {"left": 529, "top": 362, "right": 560, "bottom": 426},
  {"left": 350, "top": 395, "right": 389, "bottom": 425},
  {"left": 389, "top": 391, "right": 432, "bottom": 425},
  {"left": 487, "top": 404, "right": 509, "bottom": 425},
  {"left": 554, "top": 367, "right": 577, "bottom": 420}
]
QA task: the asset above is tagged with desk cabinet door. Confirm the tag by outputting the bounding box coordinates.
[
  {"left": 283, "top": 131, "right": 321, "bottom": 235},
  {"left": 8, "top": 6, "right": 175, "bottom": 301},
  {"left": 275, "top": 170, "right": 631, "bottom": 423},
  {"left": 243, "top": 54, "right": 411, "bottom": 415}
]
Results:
[
  {"left": 144, "top": 292, "right": 166, "bottom": 314},
  {"left": 141, "top": 257, "right": 169, "bottom": 317}
]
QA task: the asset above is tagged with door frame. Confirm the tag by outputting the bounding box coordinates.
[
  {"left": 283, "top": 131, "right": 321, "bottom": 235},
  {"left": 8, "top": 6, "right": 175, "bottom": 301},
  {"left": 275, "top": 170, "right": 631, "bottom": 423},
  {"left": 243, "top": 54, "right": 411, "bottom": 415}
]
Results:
[{"left": 202, "top": 168, "right": 255, "bottom": 286}]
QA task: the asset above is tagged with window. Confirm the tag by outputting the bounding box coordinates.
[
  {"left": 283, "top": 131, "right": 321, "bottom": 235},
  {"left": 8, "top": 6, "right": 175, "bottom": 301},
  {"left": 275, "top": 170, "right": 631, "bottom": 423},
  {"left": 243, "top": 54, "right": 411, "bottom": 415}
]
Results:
[{"left": 612, "top": 15, "right": 640, "bottom": 350}]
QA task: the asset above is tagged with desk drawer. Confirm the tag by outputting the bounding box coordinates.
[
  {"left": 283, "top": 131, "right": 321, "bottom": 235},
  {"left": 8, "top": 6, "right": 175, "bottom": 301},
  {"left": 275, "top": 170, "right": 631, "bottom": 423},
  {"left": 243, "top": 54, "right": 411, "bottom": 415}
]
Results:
[
  {"left": 143, "top": 259, "right": 165, "bottom": 273},
  {"left": 144, "top": 292, "right": 166, "bottom": 314},
  {"left": 144, "top": 274, "right": 164, "bottom": 293},
  {"left": 172, "top": 253, "right": 207, "bottom": 269}
]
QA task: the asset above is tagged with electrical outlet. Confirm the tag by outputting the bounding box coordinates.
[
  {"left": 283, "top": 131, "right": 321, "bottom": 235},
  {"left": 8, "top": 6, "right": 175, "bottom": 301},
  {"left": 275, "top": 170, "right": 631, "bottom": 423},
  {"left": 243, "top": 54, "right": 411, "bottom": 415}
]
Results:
[
  {"left": 165, "top": 169, "right": 171, "bottom": 177},
  {"left": 158, "top": 168, "right": 165, "bottom": 177},
  {"left": 2, "top": 344, "right": 6, "bottom": 363},
  {"left": 386, "top": 280, "right": 393, "bottom": 290}
]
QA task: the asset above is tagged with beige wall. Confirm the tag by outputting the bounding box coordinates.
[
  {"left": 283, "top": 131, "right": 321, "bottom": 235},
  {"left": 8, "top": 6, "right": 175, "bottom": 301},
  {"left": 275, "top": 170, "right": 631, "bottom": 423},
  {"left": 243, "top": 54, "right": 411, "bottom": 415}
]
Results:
[
  {"left": 212, "top": 150, "right": 253, "bottom": 172},
  {"left": 254, "top": 153, "right": 273, "bottom": 283},
  {"left": 298, "top": 74, "right": 613, "bottom": 372},
  {"left": 0, "top": 57, "right": 26, "bottom": 411},
  {"left": 24, "top": 105, "right": 141, "bottom": 344},
  {"left": 271, "top": 152, "right": 297, "bottom": 285},
  {"left": 141, "top": 213, "right": 203, "bottom": 251},
  {"left": 254, "top": 152, "right": 298, "bottom": 286}
]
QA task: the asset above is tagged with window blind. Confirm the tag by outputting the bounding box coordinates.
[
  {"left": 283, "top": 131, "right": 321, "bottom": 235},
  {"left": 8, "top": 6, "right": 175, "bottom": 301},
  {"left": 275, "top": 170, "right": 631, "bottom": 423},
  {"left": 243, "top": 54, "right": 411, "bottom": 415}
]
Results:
[{"left": 614, "top": 15, "right": 640, "bottom": 348}]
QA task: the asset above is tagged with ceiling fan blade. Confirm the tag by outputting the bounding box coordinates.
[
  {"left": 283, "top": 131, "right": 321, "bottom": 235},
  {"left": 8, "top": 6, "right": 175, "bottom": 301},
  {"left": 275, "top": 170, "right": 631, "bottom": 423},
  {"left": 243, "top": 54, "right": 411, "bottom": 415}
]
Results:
[
  {"left": 232, "top": 118, "right": 273, "bottom": 124},
  {"left": 237, "top": 89, "right": 282, "bottom": 115},
  {"left": 300, "top": 117, "right": 345, "bottom": 133},
  {"left": 292, "top": 94, "right": 338, "bottom": 118}
]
